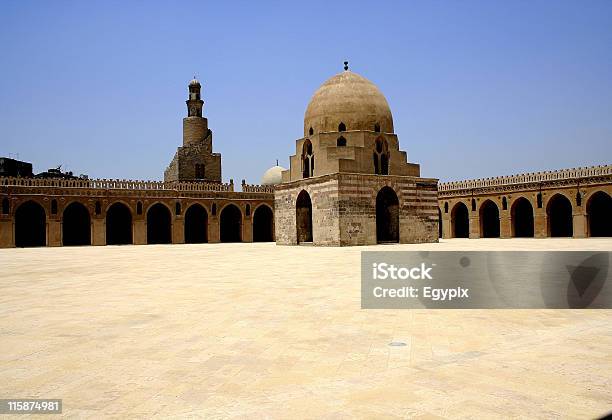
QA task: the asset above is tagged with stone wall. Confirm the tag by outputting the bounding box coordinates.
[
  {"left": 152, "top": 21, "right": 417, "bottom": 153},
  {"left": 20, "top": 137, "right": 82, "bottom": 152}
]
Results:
[{"left": 275, "top": 173, "right": 439, "bottom": 246}]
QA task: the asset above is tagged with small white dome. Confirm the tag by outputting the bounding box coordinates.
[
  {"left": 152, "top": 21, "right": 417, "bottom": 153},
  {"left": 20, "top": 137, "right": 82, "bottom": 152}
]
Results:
[{"left": 261, "top": 165, "right": 286, "bottom": 185}]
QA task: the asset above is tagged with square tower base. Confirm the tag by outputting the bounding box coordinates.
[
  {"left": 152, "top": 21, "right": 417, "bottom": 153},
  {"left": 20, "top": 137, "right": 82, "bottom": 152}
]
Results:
[{"left": 274, "top": 173, "right": 439, "bottom": 246}]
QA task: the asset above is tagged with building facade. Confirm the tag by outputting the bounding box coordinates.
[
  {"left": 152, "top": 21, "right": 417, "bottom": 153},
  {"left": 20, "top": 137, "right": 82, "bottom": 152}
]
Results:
[{"left": 438, "top": 165, "right": 612, "bottom": 239}]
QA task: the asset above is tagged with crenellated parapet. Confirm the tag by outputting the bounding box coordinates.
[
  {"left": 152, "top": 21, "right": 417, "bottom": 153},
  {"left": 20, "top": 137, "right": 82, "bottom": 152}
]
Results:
[
  {"left": 241, "top": 180, "right": 275, "bottom": 194},
  {"left": 0, "top": 177, "right": 234, "bottom": 192},
  {"left": 439, "top": 164, "right": 612, "bottom": 197}
]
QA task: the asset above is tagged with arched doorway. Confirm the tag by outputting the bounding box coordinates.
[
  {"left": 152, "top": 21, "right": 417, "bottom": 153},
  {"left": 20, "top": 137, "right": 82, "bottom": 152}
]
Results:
[
  {"left": 438, "top": 208, "right": 443, "bottom": 239},
  {"left": 451, "top": 202, "right": 469, "bottom": 238},
  {"left": 376, "top": 186, "right": 399, "bottom": 243},
  {"left": 147, "top": 203, "right": 172, "bottom": 244},
  {"left": 184, "top": 204, "right": 208, "bottom": 243},
  {"left": 479, "top": 200, "right": 500, "bottom": 238},
  {"left": 63, "top": 202, "right": 91, "bottom": 246},
  {"left": 296, "top": 190, "right": 313, "bottom": 243},
  {"left": 587, "top": 191, "right": 612, "bottom": 237},
  {"left": 511, "top": 197, "right": 534, "bottom": 237},
  {"left": 106, "top": 202, "right": 132, "bottom": 245},
  {"left": 220, "top": 204, "right": 242, "bottom": 242},
  {"left": 15, "top": 200, "right": 46, "bottom": 247},
  {"left": 547, "top": 194, "right": 573, "bottom": 237},
  {"left": 253, "top": 205, "right": 274, "bottom": 242}
]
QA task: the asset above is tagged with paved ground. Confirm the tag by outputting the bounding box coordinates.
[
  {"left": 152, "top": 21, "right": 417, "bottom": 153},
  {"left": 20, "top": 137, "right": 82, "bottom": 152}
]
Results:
[{"left": 1, "top": 239, "right": 611, "bottom": 419}]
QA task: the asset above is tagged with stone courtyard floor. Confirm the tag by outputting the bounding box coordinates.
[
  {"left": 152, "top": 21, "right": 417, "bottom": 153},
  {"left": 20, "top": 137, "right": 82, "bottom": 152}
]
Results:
[{"left": 1, "top": 239, "right": 611, "bottom": 419}]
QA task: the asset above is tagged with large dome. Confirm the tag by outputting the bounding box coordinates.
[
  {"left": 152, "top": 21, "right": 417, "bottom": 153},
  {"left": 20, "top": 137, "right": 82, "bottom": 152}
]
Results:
[{"left": 304, "top": 70, "right": 394, "bottom": 137}]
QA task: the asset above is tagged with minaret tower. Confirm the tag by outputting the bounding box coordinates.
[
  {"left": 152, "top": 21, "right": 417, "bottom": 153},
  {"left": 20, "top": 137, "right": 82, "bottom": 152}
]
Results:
[
  {"left": 187, "top": 77, "right": 203, "bottom": 117},
  {"left": 164, "top": 77, "right": 222, "bottom": 183}
]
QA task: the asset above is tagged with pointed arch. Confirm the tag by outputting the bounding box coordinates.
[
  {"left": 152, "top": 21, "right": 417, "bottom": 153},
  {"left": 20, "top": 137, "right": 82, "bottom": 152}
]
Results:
[
  {"left": 479, "top": 199, "right": 500, "bottom": 238},
  {"left": 376, "top": 186, "right": 399, "bottom": 243},
  {"left": 62, "top": 201, "right": 91, "bottom": 246},
  {"left": 586, "top": 191, "right": 612, "bottom": 237},
  {"left": 15, "top": 200, "right": 46, "bottom": 247},
  {"left": 451, "top": 202, "right": 469, "bottom": 238},
  {"left": 296, "top": 190, "right": 313, "bottom": 243},
  {"left": 547, "top": 194, "right": 573, "bottom": 237},
  {"left": 511, "top": 197, "right": 534, "bottom": 237}
]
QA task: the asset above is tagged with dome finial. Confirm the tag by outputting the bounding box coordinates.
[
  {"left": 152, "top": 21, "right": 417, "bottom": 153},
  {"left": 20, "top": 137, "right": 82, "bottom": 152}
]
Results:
[
  {"left": 343, "top": 61, "right": 349, "bottom": 71},
  {"left": 276, "top": 159, "right": 279, "bottom": 166}
]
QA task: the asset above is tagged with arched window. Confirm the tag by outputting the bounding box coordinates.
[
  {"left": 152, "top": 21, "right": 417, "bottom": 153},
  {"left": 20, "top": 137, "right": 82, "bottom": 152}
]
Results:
[
  {"left": 374, "top": 123, "right": 380, "bottom": 133},
  {"left": 576, "top": 191, "right": 582, "bottom": 207},
  {"left": 444, "top": 202, "right": 449, "bottom": 213},
  {"left": 338, "top": 122, "right": 346, "bottom": 132},
  {"left": 537, "top": 193, "right": 543, "bottom": 208},
  {"left": 373, "top": 138, "right": 389, "bottom": 175},
  {"left": 95, "top": 201, "right": 101, "bottom": 215},
  {"left": 175, "top": 202, "right": 181, "bottom": 215},
  {"left": 502, "top": 197, "right": 508, "bottom": 211},
  {"left": 471, "top": 198, "right": 476, "bottom": 211},
  {"left": 246, "top": 204, "right": 251, "bottom": 217},
  {"left": 1, "top": 198, "right": 9, "bottom": 214},
  {"left": 309, "top": 127, "right": 314, "bottom": 136},
  {"left": 137, "top": 201, "right": 143, "bottom": 215},
  {"left": 51, "top": 199, "right": 58, "bottom": 215},
  {"left": 337, "top": 136, "right": 346, "bottom": 147},
  {"left": 302, "top": 139, "right": 314, "bottom": 178},
  {"left": 211, "top": 203, "right": 217, "bottom": 216}
]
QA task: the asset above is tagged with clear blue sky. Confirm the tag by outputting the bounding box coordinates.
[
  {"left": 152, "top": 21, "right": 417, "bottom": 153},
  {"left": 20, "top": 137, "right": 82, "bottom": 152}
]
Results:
[{"left": 1, "top": 1, "right": 611, "bottom": 186}]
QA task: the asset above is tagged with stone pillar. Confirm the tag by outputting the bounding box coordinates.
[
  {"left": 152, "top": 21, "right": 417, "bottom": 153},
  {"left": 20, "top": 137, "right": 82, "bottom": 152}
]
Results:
[
  {"left": 573, "top": 211, "right": 587, "bottom": 238},
  {"left": 92, "top": 218, "right": 105, "bottom": 246},
  {"left": 173, "top": 218, "right": 185, "bottom": 244},
  {"left": 534, "top": 209, "right": 547, "bottom": 238},
  {"left": 48, "top": 219, "right": 62, "bottom": 246},
  {"left": 442, "top": 215, "right": 452, "bottom": 239},
  {"left": 133, "top": 219, "right": 146, "bottom": 245},
  {"left": 469, "top": 214, "right": 480, "bottom": 239},
  {"left": 0, "top": 219, "right": 14, "bottom": 248},
  {"left": 243, "top": 216, "right": 253, "bottom": 243},
  {"left": 500, "top": 215, "right": 511, "bottom": 238},
  {"left": 209, "top": 217, "right": 220, "bottom": 243}
]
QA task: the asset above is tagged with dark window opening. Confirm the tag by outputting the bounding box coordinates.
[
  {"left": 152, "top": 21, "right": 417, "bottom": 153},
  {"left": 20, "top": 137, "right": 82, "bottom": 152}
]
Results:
[
  {"left": 15, "top": 201, "right": 46, "bottom": 247},
  {"left": 309, "top": 127, "right": 313, "bottom": 136},
  {"left": 63, "top": 202, "right": 91, "bottom": 246},
  {"left": 147, "top": 203, "right": 172, "bottom": 244},
  {"left": 175, "top": 202, "right": 181, "bottom": 215},
  {"left": 587, "top": 191, "right": 612, "bottom": 237},
  {"left": 137, "top": 201, "right": 143, "bottom": 215},
  {"left": 51, "top": 199, "right": 58, "bottom": 215},
  {"left": 296, "top": 190, "right": 313, "bottom": 243},
  {"left": 220, "top": 204, "right": 242, "bottom": 242},
  {"left": 246, "top": 204, "right": 251, "bottom": 217},
  {"left": 184, "top": 204, "right": 208, "bottom": 244},
  {"left": 106, "top": 202, "right": 133, "bottom": 245},
  {"left": 95, "top": 201, "right": 101, "bottom": 215},
  {"left": 547, "top": 194, "right": 573, "bottom": 237},
  {"left": 2, "top": 198, "right": 9, "bottom": 214},
  {"left": 253, "top": 205, "right": 274, "bottom": 242},
  {"left": 337, "top": 136, "right": 346, "bottom": 147},
  {"left": 480, "top": 200, "right": 500, "bottom": 238},
  {"left": 471, "top": 199, "right": 476, "bottom": 211},
  {"left": 444, "top": 202, "right": 449, "bottom": 214},
  {"left": 212, "top": 203, "right": 217, "bottom": 216},
  {"left": 511, "top": 198, "right": 534, "bottom": 237},
  {"left": 374, "top": 123, "right": 380, "bottom": 133},
  {"left": 502, "top": 197, "right": 508, "bottom": 211},
  {"left": 576, "top": 191, "right": 582, "bottom": 207},
  {"left": 376, "top": 186, "right": 399, "bottom": 243},
  {"left": 537, "top": 193, "right": 543, "bottom": 208},
  {"left": 451, "top": 202, "right": 469, "bottom": 238},
  {"left": 338, "top": 122, "right": 346, "bottom": 132}
]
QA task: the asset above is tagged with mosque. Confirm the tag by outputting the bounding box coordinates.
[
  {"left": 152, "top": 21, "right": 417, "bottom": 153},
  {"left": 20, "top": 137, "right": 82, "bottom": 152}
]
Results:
[{"left": 0, "top": 64, "right": 611, "bottom": 248}]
